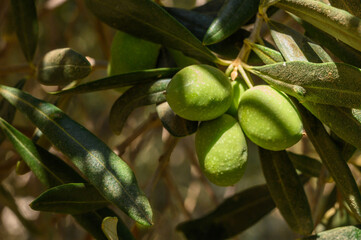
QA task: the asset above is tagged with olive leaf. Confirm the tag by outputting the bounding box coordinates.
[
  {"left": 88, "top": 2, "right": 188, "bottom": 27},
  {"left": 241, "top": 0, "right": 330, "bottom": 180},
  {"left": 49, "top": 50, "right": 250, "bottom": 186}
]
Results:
[
  {"left": 30, "top": 183, "right": 109, "bottom": 214},
  {"left": 192, "top": 0, "right": 225, "bottom": 16},
  {"left": 287, "top": 152, "right": 322, "bottom": 178},
  {"left": 302, "top": 21, "right": 361, "bottom": 69},
  {"left": 84, "top": 0, "right": 217, "bottom": 63},
  {"left": 102, "top": 217, "right": 119, "bottom": 240},
  {"left": 302, "top": 225, "right": 361, "bottom": 240},
  {"left": 248, "top": 41, "right": 284, "bottom": 64},
  {"left": 203, "top": 0, "right": 260, "bottom": 45},
  {"left": 248, "top": 61, "right": 361, "bottom": 109},
  {"left": 37, "top": 48, "right": 92, "bottom": 86},
  {"left": 0, "top": 117, "right": 134, "bottom": 240},
  {"left": 52, "top": 68, "right": 179, "bottom": 95},
  {"left": 177, "top": 184, "right": 276, "bottom": 240},
  {"left": 268, "top": 20, "right": 332, "bottom": 63},
  {"left": 295, "top": 102, "right": 361, "bottom": 222},
  {"left": 0, "top": 85, "right": 153, "bottom": 226},
  {"left": 10, "top": 0, "right": 38, "bottom": 63},
  {"left": 275, "top": 0, "right": 361, "bottom": 52},
  {"left": 329, "top": 0, "right": 361, "bottom": 18},
  {"left": 301, "top": 101, "right": 361, "bottom": 152},
  {"left": 0, "top": 79, "right": 25, "bottom": 144},
  {"left": 259, "top": 149, "right": 313, "bottom": 235},
  {"left": 260, "top": 0, "right": 281, "bottom": 9},
  {"left": 156, "top": 102, "right": 198, "bottom": 138},
  {"left": 109, "top": 79, "right": 170, "bottom": 135}
]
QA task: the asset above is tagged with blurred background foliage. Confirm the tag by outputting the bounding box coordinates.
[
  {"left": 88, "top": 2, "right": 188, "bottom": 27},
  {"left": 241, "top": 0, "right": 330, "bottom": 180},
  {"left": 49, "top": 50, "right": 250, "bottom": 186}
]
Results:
[{"left": 0, "top": 0, "right": 359, "bottom": 239}]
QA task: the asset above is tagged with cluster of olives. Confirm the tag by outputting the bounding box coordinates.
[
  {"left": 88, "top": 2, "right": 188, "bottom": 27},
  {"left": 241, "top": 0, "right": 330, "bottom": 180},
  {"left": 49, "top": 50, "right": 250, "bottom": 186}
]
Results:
[{"left": 166, "top": 64, "right": 303, "bottom": 186}]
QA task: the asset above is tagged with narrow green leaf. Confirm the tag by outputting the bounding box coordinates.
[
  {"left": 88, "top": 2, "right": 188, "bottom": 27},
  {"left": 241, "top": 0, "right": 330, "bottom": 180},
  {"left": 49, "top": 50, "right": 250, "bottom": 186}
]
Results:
[
  {"left": 248, "top": 61, "right": 361, "bottom": 109},
  {"left": 110, "top": 79, "right": 170, "bottom": 135},
  {"left": 0, "top": 85, "right": 153, "bottom": 226},
  {"left": 259, "top": 149, "right": 313, "bottom": 235},
  {"left": 268, "top": 20, "right": 332, "bottom": 62},
  {"left": 0, "top": 117, "right": 84, "bottom": 188},
  {"left": 84, "top": 0, "right": 217, "bottom": 63},
  {"left": 301, "top": 102, "right": 361, "bottom": 150},
  {"left": 302, "top": 21, "right": 361, "bottom": 69},
  {"left": 10, "top": 0, "right": 38, "bottom": 62},
  {"left": 287, "top": 152, "right": 322, "bottom": 178},
  {"left": 302, "top": 225, "right": 361, "bottom": 240},
  {"left": 329, "top": 0, "right": 361, "bottom": 18},
  {"left": 156, "top": 101, "right": 198, "bottom": 137},
  {"left": 0, "top": 118, "right": 133, "bottom": 239},
  {"left": 0, "top": 79, "right": 25, "bottom": 144},
  {"left": 248, "top": 41, "right": 284, "bottom": 64},
  {"left": 295, "top": 102, "right": 361, "bottom": 222},
  {"left": 102, "top": 217, "right": 119, "bottom": 240},
  {"left": 203, "top": 0, "right": 260, "bottom": 45},
  {"left": 260, "top": 0, "right": 281, "bottom": 9},
  {"left": 52, "top": 68, "right": 179, "bottom": 95},
  {"left": 275, "top": 0, "right": 361, "bottom": 52},
  {"left": 177, "top": 184, "right": 276, "bottom": 239},
  {"left": 30, "top": 183, "right": 109, "bottom": 214}
]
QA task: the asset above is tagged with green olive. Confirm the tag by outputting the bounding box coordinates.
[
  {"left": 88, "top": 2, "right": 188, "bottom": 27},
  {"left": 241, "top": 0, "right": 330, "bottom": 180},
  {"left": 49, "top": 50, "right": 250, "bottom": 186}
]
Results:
[
  {"left": 166, "top": 64, "right": 232, "bottom": 121},
  {"left": 108, "top": 31, "right": 161, "bottom": 93},
  {"left": 195, "top": 114, "right": 248, "bottom": 186},
  {"left": 226, "top": 78, "right": 248, "bottom": 119},
  {"left": 238, "top": 85, "right": 303, "bottom": 151}
]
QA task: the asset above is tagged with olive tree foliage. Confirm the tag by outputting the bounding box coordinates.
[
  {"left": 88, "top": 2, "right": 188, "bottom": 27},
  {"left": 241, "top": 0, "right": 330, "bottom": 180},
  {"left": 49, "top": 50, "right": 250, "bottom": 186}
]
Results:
[{"left": 1, "top": 0, "right": 361, "bottom": 239}]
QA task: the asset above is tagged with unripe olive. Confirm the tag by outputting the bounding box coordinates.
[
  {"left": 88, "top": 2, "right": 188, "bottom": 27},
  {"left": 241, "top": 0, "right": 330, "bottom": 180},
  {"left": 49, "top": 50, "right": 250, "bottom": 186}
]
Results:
[
  {"left": 37, "top": 48, "right": 91, "bottom": 86},
  {"left": 195, "top": 114, "right": 248, "bottom": 186},
  {"left": 166, "top": 64, "right": 232, "bottom": 121},
  {"left": 108, "top": 31, "right": 161, "bottom": 93},
  {"left": 226, "top": 78, "right": 248, "bottom": 118},
  {"left": 238, "top": 85, "right": 303, "bottom": 151}
]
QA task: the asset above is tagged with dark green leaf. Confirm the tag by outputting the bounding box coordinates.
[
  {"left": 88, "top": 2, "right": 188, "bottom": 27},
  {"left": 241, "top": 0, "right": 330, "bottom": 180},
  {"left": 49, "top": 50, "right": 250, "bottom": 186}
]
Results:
[
  {"left": 302, "top": 225, "right": 361, "bottom": 240},
  {"left": 110, "top": 79, "right": 170, "bottom": 135},
  {"left": 0, "top": 85, "right": 153, "bottom": 226},
  {"left": 248, "top": 61, "right": 361, "bottom": 109},
  {"left": 268, "top": 20, "right": 332, "bottom": 62},
  {"left": 203, "top": 0, "right": 260, "bottom": 45},
  {"left": 296, "top": 102, "right": 361, "bottom": 222},
  {"left": 156, "top": 101, "right": 198, "bottom": 137},
  {"left": 302, "top": 21, "right": 361, "bottom": 69},
  {"left": 53, "top": 68, "right": 179, "bottom": 95},
  {"left": 10, "top": 0, "right": 38, "bottom": 62},
  {"left": 192, "top": 0, "right": 225, "bottom": 16},
  {"left": 287, "top": 152, "right": 322, "bottom": 178},
  {"left": 248, "top": 41, "right": 284, "bottom": 64},
  {"left": 0, "top": 118, "right": 133, "bottom": 239},
  {"left": 0, "top": 79, "right": 25, "bottom": 144},
  {"left": 177, "top": 184, "right": 276, "bottom": 239},
  {"left": 30, "top": 183, "right": 109, "bottom": 214},
  {"left": 301, "top": 102, "right": 361, "bottom": 150},
  {"left": 259, "top": 149, "right": 313, "bottom": 235},
  {"left": 329, "top": 0, "right": 361, "bottom": 18},
  {"left": 85, "top": 0, "right": 217, "bottom": 63},
  {"left": 37, "top": 48, "right": 92, "bottom": 86},
  {"left": 275, "top": 0, "right": 361, "bottom": 52}
]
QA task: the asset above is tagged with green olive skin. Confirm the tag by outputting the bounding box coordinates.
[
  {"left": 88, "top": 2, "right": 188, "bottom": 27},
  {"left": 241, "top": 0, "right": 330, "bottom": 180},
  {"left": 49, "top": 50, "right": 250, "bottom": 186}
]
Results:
[
  {"left": 195, "top": 114, "right": 248, "bottom": 186},
  {"left": 166, "top": 64, "right": 232, "bottom": 121},
  {"left": 226, "top": 78, "right": 248, "bottom": 119},
  {"left": 238, "top": 85, "right": 303, "bottom": 151}
]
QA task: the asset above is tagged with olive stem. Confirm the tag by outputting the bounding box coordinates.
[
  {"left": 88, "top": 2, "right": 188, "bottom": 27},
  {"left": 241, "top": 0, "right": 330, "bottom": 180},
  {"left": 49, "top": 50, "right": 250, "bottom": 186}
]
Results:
[{"left": 238, "top": 64, "right": 254, "bottom": 88}]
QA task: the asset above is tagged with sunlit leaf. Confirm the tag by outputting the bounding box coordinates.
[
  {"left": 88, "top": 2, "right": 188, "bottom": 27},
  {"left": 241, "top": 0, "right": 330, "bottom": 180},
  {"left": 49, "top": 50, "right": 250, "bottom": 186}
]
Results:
[
  {"left": 302, "top": 225, "right": 361, "bottom": 240},
  {"left": 0, "top": 85, "right": 153, "bottom": 226},
  {"left": 102, "top": 217, "right": 119, "bottom": 240}
]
